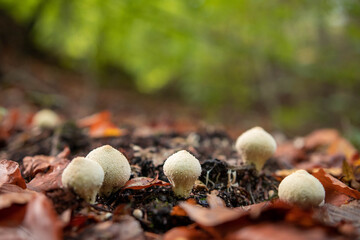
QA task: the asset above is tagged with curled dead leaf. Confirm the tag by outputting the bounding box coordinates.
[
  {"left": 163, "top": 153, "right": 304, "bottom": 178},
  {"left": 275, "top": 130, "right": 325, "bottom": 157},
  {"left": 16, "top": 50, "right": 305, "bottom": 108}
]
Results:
[
  {"left": 312, "top": 168, "right": 360, "bottom": 206},
  {"left": 122, "top": 175, "right": 171, "bottom": 190},
  {"left": 0, "top": 160, "right": 26, "bottom": 189},
  {"left": 23, "top": 147, "right": 70, "bottom": 179}
]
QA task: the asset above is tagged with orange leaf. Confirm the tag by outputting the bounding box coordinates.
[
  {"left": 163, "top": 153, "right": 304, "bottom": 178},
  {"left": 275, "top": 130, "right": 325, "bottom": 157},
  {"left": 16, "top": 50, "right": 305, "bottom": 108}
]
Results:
[
  {"left": 171, "top": 199, "right": 197, "bottom": 217},
  {"left": 327, "top": 137, "right": 358, "bottom": 161},
  {"left": 77, "top": 111, "right": 111, "bottom": 128},
  {"left": 163, "top": 224, "right": 211, "bottom": 240},
  {"left": 312, "top": 168, "right": 360, "bottom": 206},
  {"left": 77, "top": 111, "right": 123, "bottom": 138}
]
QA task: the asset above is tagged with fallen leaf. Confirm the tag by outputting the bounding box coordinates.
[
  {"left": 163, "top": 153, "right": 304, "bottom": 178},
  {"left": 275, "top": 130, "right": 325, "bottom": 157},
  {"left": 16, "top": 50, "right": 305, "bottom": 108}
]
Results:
[
  {"left": 77, "top": 111, "right": 123, "bottom": 138},
  {"left": 77, "top": 111, "right": 111, "bottom": 128},
  {"left": 0, "top": 160, "right": 26, "bottom": 189},
  {"left": 179, "top": 197, "right": 270, "bottom": 227},
  {"left": 23, "top": 147, "right": 70, "bottom": 179},
  {"left": 224, "top": 222, "right": 342, "bottom": 240},
  {"left": 320, "top": 201, "right": 360, "bottom": 234},
  {"left": 312, "top": 168, "right": 360, "bottom": 206},
  {"left": 27, "top": 161, "right": 68, "bottom": 192},
  {"left": 77, "top": 216, "right": 144, "bottom": 240},
  {"left": 304, "top": 129, "right": 340, "bottom": 150},
  {"left": 171, "top": 199, "right": 197, "bottom": 217},
  {"left": 275, "top": 168, "right": 342, "bottom": 179},
  {"left": 0, "top": 193, "right": 63, "bottom": 240},
  {"left": 163, "top": 224, "right": 211, "bottom": 240},
  {"left": 122, "top": 175, "right": 171, "bottom": 190},
  {"left": 327, "top": 138, "right": 358, "bottom": 162}
]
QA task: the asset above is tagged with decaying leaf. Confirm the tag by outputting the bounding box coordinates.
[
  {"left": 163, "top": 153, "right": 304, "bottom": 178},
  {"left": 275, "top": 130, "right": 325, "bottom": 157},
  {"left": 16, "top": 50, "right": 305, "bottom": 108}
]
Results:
[
  {"left": 77, "top": 111, "right": 123, "bottom": 138},
  {"left": 171, "top": 198, "right": 197, "bottom": 217},
  {"left": 179, "top": 197, "right": 270, "bottom": 227},
  {"left": 312, "top": 168, "right": 360, "bottom": 206},
  {"left": 163, "top": 224, "right": 212, "bottom": 240},
  {"left": 23, "top": 147, "right": 70, "bottom": 192},
  {"left": 224, "top": 222, "right": 345, "bottom": 240},
  {"left": 122, "top": 175, "right": 171, "bottom": 190},
  {"left": 77, "top": 216, "right": 144, "bottom": 240},
  {"left": 23, "top": 147, "right": 70, "bottom": 179},
  {"left": 304, "top": 129, "right": 340, "bottom": 150},
  {"left": 0, "top": 193, "right": 63, "bottom": 240},
  {"left": 320, "top": 201, "right": 360, "bottom": 234},
  {"left": 0, "top": 160, "right": 26, "bottom": 189}
]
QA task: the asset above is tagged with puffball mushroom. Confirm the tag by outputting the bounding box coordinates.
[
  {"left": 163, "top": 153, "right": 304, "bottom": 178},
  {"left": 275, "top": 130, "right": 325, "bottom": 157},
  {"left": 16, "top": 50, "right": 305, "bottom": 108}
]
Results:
[
  {"left": 235, "top": 126, "right": 277, "bottom": 171},
  {"left": 86, "top": 145, "right": 131, "bottom": 196},
  {"left": 32, "top": 109, "right": 61, "bottom": 129},
  {"left": 278, "top": 169, "right": 325, "bottom": 208},
  {"left": 61, "top": 157, "right": 104, "bottom": 203},
  {"left": 163, "top": 150, "right": 202, "bottom": 198}
]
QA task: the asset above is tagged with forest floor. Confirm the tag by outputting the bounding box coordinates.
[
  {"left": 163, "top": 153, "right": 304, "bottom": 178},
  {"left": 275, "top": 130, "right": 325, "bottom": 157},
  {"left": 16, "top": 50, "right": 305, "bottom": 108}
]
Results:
[
  {"left": 1, "top": 18, "right": 360, "bottom": 239},
  {"left": 1, "top": 93, "right": 360, "bottom": 239}
]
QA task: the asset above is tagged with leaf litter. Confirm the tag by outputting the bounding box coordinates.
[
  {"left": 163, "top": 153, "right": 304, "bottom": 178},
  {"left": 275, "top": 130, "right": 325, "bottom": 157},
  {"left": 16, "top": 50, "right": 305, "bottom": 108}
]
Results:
[{"left": 1, "top": 110, "right": 360, "bottom": 239}]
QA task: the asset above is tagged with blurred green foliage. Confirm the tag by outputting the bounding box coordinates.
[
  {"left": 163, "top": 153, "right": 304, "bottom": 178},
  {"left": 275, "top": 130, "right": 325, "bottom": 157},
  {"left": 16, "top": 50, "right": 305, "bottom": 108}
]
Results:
[{"left": 1, "top": 0, "right": 360, "bottom": 133}]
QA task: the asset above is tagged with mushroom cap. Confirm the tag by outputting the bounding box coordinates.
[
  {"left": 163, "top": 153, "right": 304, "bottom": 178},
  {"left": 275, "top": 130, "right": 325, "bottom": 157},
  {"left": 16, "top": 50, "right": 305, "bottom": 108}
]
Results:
[
  {"left": 86, "top": 145, "right": 131, "bottom": 196},
  {"left": 32, "top": 109, "right": 61, "bottom": 129},
  {"left": 278, "top": 169, "right": 325, "bottom": 208},
  {"left": 61, "top": 157, "right": 104, "bottom": 203},
  {"left": 235, "top": 126, "right": 276, "bottom": 170},
  {"left": 163, "top": 150, "right": 202, "bottom": 197}
]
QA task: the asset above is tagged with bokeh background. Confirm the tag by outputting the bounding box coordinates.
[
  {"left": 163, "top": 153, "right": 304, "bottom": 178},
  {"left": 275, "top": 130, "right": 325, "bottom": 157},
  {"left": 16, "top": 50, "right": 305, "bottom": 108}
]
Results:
[{"left": 1, "top": 0, "right": 360, "bottom": 140}]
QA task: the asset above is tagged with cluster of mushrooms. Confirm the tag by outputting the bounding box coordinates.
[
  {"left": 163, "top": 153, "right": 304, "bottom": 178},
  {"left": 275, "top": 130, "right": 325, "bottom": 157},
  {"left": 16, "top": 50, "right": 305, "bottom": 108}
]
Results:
[{"left": 61, "top": 126, "right": 326, "bottom": 208}]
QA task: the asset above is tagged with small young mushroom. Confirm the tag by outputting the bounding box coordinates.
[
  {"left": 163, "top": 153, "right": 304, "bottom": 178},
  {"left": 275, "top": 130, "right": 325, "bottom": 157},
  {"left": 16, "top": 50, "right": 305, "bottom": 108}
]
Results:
[
  {"left": 32, "top": 109, "right": 61, "bottom": 129},
  {"left": 278, "top": 169, "right": 325, "bottom": 208},
  {"left": 86, "top": 145, "right": 131, "bottom": 196},
  {"left": 61, "top": 157, "right": 104, "bottom": 203},
  {"left": 235, "top": 126, "right": 276, "bottom": 171},
  {"left": 163, "top": 150, "right": 202, "bottom": 198}
]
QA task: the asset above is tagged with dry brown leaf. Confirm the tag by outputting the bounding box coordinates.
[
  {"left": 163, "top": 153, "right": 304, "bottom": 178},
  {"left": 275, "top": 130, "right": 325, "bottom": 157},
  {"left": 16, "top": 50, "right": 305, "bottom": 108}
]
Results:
[
  {"left": 0, "top": 160, "right": 26, "bottom": 189},
  {"left": 274, "top": 142, "right": 306, "bottom": 166},
  {"left": 171, "top": 198, "right": 197, "bottom": 217},
  {"left": 23, "top": 147, "right": 70, "bottom": 179},
  {"left": 304, "top": 129, "right": 340, "bottom": 150},
  {"left": 25, "top": 148, "right": 70, "bottom": 192},
  {"left": 77, "top": 216, "right": 144, "bottom": 240},
  {"left": 27, "top": 162, "right": 68, "bottom": 192},
  {"left": 320, "top": 201, "right": 360, "bottom": 234},
  {"left": 312, "top": 168, "right": 360, "bottom": 206},
  {"left": 275, "top": 168, "right": 342, "bottom": 179},
  {"left": 179, "top": 198, "right": 271, "bottom": 227},
  {"left": 0, "top": 193, "right": 62, "bottom": 240},
  {"left": 122, "top": 175, "right": 171, "bottom": 190},
  {"left": 163, "top": 224, "right": 211, "bottom": 240},
  {"left": 207, "top": 192, "right": 226, "bottom": 208},
  {"left": 327, "top": 138, "right": 358, "bottom": 162},
  {"left": 224, "top": 222, "right": 342, "bottom": 240}
]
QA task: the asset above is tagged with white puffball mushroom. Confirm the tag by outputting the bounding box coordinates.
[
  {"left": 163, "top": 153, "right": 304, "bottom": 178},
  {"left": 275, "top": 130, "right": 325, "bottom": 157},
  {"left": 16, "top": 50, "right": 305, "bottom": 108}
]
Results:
[
  {"left": 86, "top": 145, "right": 131, "bottom": 196},
  {"left": 32, "top": 109, "right": 61, "bottom": 129},
  {"left": 235, "top": 126, "right": 277, "bottom": 171},
  {"left": 61, "top": 157, "right": 104, "bottom": 204},
  {"left": 163, "top": 150, "right": 202, "bottom": 198},
  {"left": 133, "top": 209, "right": 143, "bottom": 219},
  {"left": 278, "top": 169, "right": 325, "bottom": 208}
]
